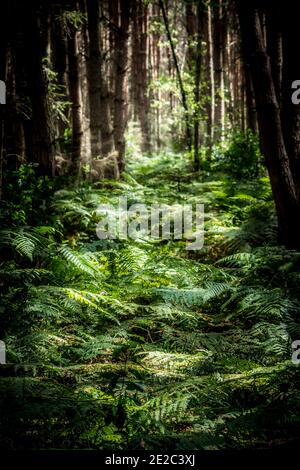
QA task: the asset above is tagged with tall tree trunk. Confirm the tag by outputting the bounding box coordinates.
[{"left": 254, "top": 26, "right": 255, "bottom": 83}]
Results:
[
  {"left": 78, "top": 1, "right": 91, "bottom": 167},
  {"left": 186, "top": 1, "right": 203, "bottom": 170},
  {"left": 240, "top": 76, "right": 246, "bottom": 133},
  {"left": 87, "top": 0, "right": 102, "bottom": 157},
  {"left": 212, "top": 0, "right": 224, "bottom": 140},
  {"left": 266, "top": 8, "right": 282, "bottom": 108},
  {"left": 131, "top": 0, "right": 139, "bottom": 121},
  {"left": 112, "top": 0, "right": 130, "bottom": 172},
  {"left": 87, "top": 0, "right": 114, "bottom": 157},
  {"left": 23, "top": 1, "right": 55, "bottom": 176},
  {"left": 243, "top": 60, "right": 258, "bottom": 133},
  {"left": 137, "top": 0, "right": 151, "bottom": 153},
  {"left": 281, "top": 3, "right": 300, "bottom": 197},
  {"left": 0, "top": 1, "right": 9, "bottom": 199},
  {"left": 67, "top": 25, "right": 82, "bottom": 175},
  {"left": 131, "top": 0, "right": 151, "bottom": 153},
  {"left": 236, "top": 1, "right": 300, "bottom": 249},
  {"left": 205, "top": 3, "right": 214, "bottom": 153},
  {"left": 193, "top": 1, "right": 204, "bottom": 170},
  {"left": 159, "top": 0, "right": 192, "bottom": 151},
  {"left": 151, "top": 2, "right": 161, "bottom": 150},
  {"left": 186, "top": 3, "right": 197, "bottom": 68},
  {"left": 50, "top": 4, "right": 68, "bottom": 151}
]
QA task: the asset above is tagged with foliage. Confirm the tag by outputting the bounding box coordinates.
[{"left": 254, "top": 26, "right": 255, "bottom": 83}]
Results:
[
  {"left": 0, "top": 151, "right": 299, "bottom": 450},
  {"left": 211, "top": 131, "right": 263, "bottom": 179},
  {"left": 43, "top": 58, "right": 71, "bottom": 125},
  {"left": 0, "top": 164, "right": 58, "bottom": 227}
]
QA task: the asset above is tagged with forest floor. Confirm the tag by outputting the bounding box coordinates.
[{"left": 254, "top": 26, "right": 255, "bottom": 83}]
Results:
[{"left": 1, "top": 151, "right": 300, "bottom": 449}]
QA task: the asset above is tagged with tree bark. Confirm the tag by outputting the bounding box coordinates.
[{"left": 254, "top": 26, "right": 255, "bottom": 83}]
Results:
[
  {"left": 243, "top": 60, "right": 258, "bottom": 133},
  {"left": 186, "top": 1, "right": 203, "bottom": 170},
  {"left": 236, "top": 1, "right": 300, "bottom": 249},
  {"left": 159, "top": 0, "right": 192, "bottom": 152},
  {"left": 138, "top": 0, "right": 151, "bottom": 153},
  {"left": 67, "top": 25, "right": 82, "bottom": 175},
  {"left": 205, "top": 3, "right": 214, "bottom": 153},
  {"left": 0, "top": 1, "right": 9, "bottom": 199},
  {"left": 112, "top": 0, "right": 130, "bottom": 172},
  {"left": 212, "top": 0, "right": 224, "bottom": 140},
  {"left": 280, "top": 3, "right": 300, "bottom": 197},
  {"left": 23, "top": 1, "right": 55, "bottom": 176},
  {"left": 87, "top": 0, "right": 102, "bottom": 157}
]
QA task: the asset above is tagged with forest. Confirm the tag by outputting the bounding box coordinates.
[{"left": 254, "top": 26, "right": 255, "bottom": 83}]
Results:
[{"left": 0, "top": 0, "right": 300, "bottom": 451}]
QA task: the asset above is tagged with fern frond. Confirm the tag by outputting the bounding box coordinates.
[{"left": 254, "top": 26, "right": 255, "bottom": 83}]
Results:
[{"left": 58, "top": 245, "right": 102, "bottom": 277}]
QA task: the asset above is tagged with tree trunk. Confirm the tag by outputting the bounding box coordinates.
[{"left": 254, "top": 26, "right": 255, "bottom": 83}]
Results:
[
  {"left": 205, "top": 3, "right": 214, "bottom": 153},
  {"left": 87, "top": 0, "right": 102, "bottom": 157},
  {"left": 50, "top": 3, "right": 68, "bottom": 151},
  {"left": 24, "top": 2, "right": 55, "bottom": 176},
  {"left": 159, "top": 0, "right": 192, "bottom": 152},
  {"left": 212, "top": 0, "right": 224, "bottom": 140},
  {"left": 0, "top": 1, "right": 9, "bottom": 199},
  {"left": 280, "top": 3, "right": 300, "bottom": 197},
  {"left": 236, "top": 1, "right": 300, "bottom": 249},
  {"left": 186, "top": 1, "right": 203, "bottom": 170},
  {"left": 89, "top": 0, "right": 114, "bottom": 157},
  {"left": 131, "top": 0, "right": 139, "bottom": 121},
  {"left": 266, "top": 7, "right": 282, "bottom": 107},
  {"left": 138, "top": 0, "right": 151, "bottom": 153},
  {"left": 112, "top": 0, "right": 130, "bottom": 172},
  {"left": 67, "top": 26, "right": 82, "bottom": 175},
  {"left": 193, "top": 1, "right": 204, "bottom": 170},
  {"left": 243, "top": 60, "right": 258, "bottom": 133}
]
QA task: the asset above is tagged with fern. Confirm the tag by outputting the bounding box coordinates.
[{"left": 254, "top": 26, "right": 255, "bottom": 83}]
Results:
[
  {"left": 0, "top": 227, "right": 53, "bottom": 260},
  {"left": 58, "top": 245, "right": 102, "bottom": 277},
  {"left": 2, "top": 152, "right": 300, "bottom": 450}
]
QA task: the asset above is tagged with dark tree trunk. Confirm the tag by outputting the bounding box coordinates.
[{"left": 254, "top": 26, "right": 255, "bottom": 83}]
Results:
[
  {"left": 186, "top": 1, "right": 204, "bottom": 170},
  {"left": 0, "top": 1, "right": 9, "bottom": 199},
  {"left": 243, "top": 61, "right": 258, "bottom": 133},
  {"left": 67, "top": 26, "right": 82, "bottom": 175},
  {"left": 205, "top": 3, "right": 214, "bottom": 153},
  {"left": 137, "top": 0, "right": 151, "bottom": 153},
  {"left": 112, "top": 0, "right": 130, "bottom": 172},
  {"left": 266, "top": 6, "right": 282, "bottom": 107},
  {"left": 193, "top": 1, "right": 204, "bottom": 171},
  {"left": 50, "top": 4, "right": 68, "bottom": 152},
  {"left": 51, "top": 5, "right": 67, "bottom": 87},
  {"left": 280, "top": 3, "right": 300, "bottom": 197},
  {"left": 131, "top": 0, "right": 151, "bottom": 152},
  {"left": 236, "top": 1, "right": 300, "bottom": 250},
  {"left": 87, "top": 0, "right": 102, "bottom": 157},
  {"left": 159, "top": 0, "right": 192, "bottom": 152},
  {"left": 212, "top": 0, "right": 223, "bottom": 140},
  {"left": 131, "top": 0, "right": 139, "bottom": 121},
  {"left": 23, "top": 1, "right": 55, "bottom": 176}
]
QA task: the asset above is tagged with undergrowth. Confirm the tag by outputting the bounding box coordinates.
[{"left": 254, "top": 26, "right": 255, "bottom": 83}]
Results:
[{"left": 0, "top": 151, "right": 299, "bottom": 450}]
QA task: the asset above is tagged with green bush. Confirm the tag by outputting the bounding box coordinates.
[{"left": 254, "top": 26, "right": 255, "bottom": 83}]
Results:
[{"left": 213, "top": 131, "right": 263, "bottom": 179}]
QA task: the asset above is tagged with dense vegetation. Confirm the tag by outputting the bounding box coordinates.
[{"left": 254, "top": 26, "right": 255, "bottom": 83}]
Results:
[
  {"left": 1, "top": 0, "right": 300, "bottom": 451},
  {"left": 1, "top": 145, "right": 300, "bottom": 449}
]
